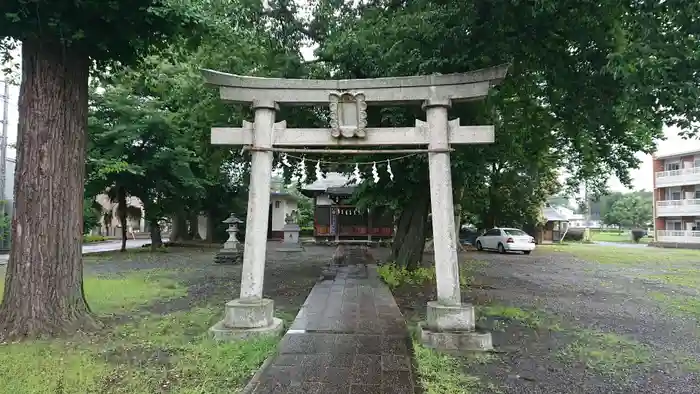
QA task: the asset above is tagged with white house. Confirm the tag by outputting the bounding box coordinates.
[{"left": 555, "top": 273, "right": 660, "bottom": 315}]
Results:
[
  {"left": 196, "top": 189, "right": 298, "bottom": 241},
  {"left": 94, "top": 194, "right": 145, "bottom": 236},
  {"left": 265, "top": 177, "right": 298, "bottom": 239}
]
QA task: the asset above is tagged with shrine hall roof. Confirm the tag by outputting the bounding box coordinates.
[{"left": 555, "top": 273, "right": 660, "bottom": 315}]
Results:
[
  {"left": 270, "top": 191, "right": 298, "bottom": 200},
  {"left": 301, "top": 172, "right": 357, "bottom": 197}
]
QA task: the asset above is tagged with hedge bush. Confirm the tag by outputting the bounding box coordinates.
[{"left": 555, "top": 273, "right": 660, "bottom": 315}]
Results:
[
  {"left": 83, "top": 234, "right": 107, "bottom": 243},
  {"left": 563, "top": 228, "right": 585, "bottom": 242},
  {"left": 630, "top": 229, "right": 647, "bottom": 243}
]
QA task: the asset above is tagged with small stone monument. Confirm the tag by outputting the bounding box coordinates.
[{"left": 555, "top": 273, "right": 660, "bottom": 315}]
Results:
[
  {"left": 278, "top": 210, "right": 302, "bottom": 252},
  {"left": 214, "top": 214, "right": 243, "bottom": 264}
]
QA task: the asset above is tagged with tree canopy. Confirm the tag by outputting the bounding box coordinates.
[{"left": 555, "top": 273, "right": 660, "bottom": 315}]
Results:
[
  {"left": 273, "top": 0, "right": 700, "bottom": 265},
  {"left": 602, "top": 191, "right": 653, "bottom": 229}
]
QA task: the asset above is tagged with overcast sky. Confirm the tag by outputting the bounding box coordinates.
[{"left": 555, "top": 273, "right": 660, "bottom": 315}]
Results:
[{"left": 3, "top": 43, "right": 698, "bottom": 193}]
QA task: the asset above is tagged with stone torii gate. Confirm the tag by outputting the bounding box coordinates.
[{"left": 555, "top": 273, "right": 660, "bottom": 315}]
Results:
[{"left": 204, "top": 66, "right": 508, "bottom": 351}]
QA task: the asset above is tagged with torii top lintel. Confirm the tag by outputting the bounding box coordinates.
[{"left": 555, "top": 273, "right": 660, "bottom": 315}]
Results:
[{"left": 201, "top": 64, "right": 509, "bottom": 106}]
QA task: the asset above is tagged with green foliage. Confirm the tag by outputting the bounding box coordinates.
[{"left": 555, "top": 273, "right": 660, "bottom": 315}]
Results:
[
  {"left": 377, "top": 262, "right": 473, "bottom": 289},
  {"left": 291, "top": 0, "right": 700, "bottom": 235},
  {"left": 603, "top": 193, "right": 653, "bottom": 229},
  {"left": 630, "top": 229, "right": 646, "bottom": 243},
  {"left": 588, "top": 190, "right": 650, "bottom": 220},
  {"left": 558, "top": 331, "right": 653, "bottom": 379},
  {"left": 0, "top": 0, "right": 203, "bottom": 68},
  {"left": 82, "top": 198, "right": 101, "bottom": 234},
  {"left": 377, "top": 263, "right": 437, "bottom": 289},
  {"left": 84, "top": 1, "right": 305, "bottom": 236},
  {"left": 87, "top": 79, "right": 204, "bottom": 227},
  {"left": 413, "top": 339, "right": 497, "bottom": 394},
  {"left": 0, "top": 201, "right": 9, "bottom": 241},
  {"left": 284, "top": 182, "right": 314, "bottom": 227},
  {"left": 82, "top": 234, "right": 107, "bottom": 244},
  {"left": 563, "top": 228, "right": 586, "bottom": 242}
]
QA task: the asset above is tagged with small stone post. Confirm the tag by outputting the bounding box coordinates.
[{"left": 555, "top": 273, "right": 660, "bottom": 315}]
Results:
[
  {"left": 209, "top": 99, "right": 284, "bottom": 340},
  {"left": 214, "top": 214, "right": 243, "bottom": 265},
  {"left": 418, "top": 98, "right": 493, "bottom": 352}
]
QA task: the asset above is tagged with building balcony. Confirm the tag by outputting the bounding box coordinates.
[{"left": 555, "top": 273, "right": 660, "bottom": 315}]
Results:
[
  {"left": 656, "top": 199, "right": 700, "bottom": 216},
  {"left": 656, "top": 230, "right": 700, "bottom": 244},
  {"left": 655, "top": 166, "right": 700, "bottom": 187}
]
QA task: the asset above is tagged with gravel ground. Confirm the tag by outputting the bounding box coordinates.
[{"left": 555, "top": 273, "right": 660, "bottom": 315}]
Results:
[
  {"left": 3, "top": 243, "right": 699, "bottom": 393},
  {"left": 387, "top": 246, "right": 700, "bottom": 394},
  {"left": 458, "top": 249, "right": 700, "bottom": 394}
]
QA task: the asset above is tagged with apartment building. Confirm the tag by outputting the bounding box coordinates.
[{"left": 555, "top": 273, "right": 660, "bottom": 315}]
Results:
[{"left": 653, "top": 148, "right": 700, "bottom": 246}]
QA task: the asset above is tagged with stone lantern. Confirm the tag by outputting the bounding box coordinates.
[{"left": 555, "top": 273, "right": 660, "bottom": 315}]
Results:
[{"left": 214, "top": 214, "right": 243, "bottom": 264}]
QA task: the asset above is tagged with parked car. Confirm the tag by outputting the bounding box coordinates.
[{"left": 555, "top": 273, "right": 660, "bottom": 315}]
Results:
[{"left": 475, "top": 227, "right": 536, "bottom": 254}]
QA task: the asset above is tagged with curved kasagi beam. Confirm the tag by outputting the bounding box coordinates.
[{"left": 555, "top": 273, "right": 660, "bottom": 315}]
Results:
[{"left": 201, "top": 64, "right": 509, "bottom": 105}]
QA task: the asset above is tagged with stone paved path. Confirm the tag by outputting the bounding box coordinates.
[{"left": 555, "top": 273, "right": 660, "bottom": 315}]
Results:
[{"left": 247, "top": 260, "right": 416, "bottom": 393}]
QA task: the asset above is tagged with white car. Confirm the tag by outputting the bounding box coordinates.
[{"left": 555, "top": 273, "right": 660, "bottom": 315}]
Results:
[{"left": 475, "top": 227, "right": 536, "bottom": 254}]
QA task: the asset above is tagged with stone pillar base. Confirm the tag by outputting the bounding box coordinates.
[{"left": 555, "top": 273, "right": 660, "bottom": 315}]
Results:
[
  {"left": 214, "top": 250, "right": 243, "bottom": 265},
  {"left": 209, "top": 298, "right": 284, "bottom": 341},
  {"left": 418, "top": 301, "right": 493, "bottom": 352}
]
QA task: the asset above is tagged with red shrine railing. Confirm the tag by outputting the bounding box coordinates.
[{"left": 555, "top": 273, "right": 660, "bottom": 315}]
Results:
[{"left": 313, "top": 205, "right": 393, "bottom": 237}]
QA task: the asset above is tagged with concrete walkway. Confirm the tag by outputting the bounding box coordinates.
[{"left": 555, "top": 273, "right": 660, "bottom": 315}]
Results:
[
  {"left": 0, "top": 238, "right": 166, "bottom": 265},
  {"left": 246, "top": 262, "right": 416, "bottom": 393}
]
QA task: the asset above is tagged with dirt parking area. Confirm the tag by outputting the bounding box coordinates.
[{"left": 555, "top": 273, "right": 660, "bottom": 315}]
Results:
[{"left": 391, "top": 243, "right": 700, "bottom": 394}]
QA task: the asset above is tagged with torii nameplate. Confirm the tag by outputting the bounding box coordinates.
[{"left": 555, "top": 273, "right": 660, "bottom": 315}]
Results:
[{"left": 329, "top": 91, "right": 367, "bottom": 139}]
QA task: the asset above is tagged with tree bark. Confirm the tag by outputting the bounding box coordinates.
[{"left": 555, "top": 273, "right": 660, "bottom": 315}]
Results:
[
  {"left": 170, "top": 210, "right": 188, "bottom": 241},
  {"left": 205, "top": 209, "right": 216, "bottom": 243},
  {"left": 149, "top": 217, "right": 163, "bottom": 250},
  {"left": 188, "top": 211, "right": 201, "bottom": 240},
  {"left": 391, "top": 193, "right": 431, "bottom": 270},
  {"left": 117, "top": 186, "right": 127, "bottom": 251},
  {"left": 0, "top": 39, "right": 96, "bottom": 340}
]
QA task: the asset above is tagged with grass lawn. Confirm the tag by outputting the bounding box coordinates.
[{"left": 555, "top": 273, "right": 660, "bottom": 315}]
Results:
[
  {"left": 412, "top": 337, "right": 499, "bottom": 394},
  {"left": 544, "top": 242, "right": 700, "bottom": 265},
  {"left": 590, "top": 231, "right": 650, "bottom": 244},
  {"left": 0, "top": 263, "right": 279, "bottom": 394}
]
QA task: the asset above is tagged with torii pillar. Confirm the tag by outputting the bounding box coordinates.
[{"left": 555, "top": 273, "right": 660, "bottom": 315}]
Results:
[{"left": 203, "top": 66, "right": 508, "bottom": 351}]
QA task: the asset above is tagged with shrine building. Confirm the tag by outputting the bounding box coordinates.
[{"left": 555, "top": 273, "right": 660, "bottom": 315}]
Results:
[{"left": 301, "top": 172, "right": 394, "bottom": 243}]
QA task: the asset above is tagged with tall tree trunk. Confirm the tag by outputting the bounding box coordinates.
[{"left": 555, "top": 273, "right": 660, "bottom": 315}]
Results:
[
  {"left": 117, "top": 186, "right": 127, "bottom": 252},
  {"left": 391, "top": 193, "right": 431, "bottom": 270},
  {"left": 149, "top": 217, "right": 163, "bottom": 250},
  {"left": 188, "top": 211, "right": 201, "bottom": 240},
  {"left": 205, "top": 209, "right": 216, "bottom": 243},
  {"left": 0, "top": 40, "right": 96, "bottom": 339},
  {"left": 170, "top": 210, "right": 188, "bottom": 241}
]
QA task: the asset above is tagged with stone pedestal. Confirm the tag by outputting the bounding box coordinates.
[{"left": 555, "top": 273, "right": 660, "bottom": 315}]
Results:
[
  {"left": 210, "top": 298, "right": 284, "bottom": 341},
  {"left": 418, "top": 301, "right": 493, "bottom": 352},
  {"left": 277, "top": 223, "right": 302, "bottom": 252}
]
